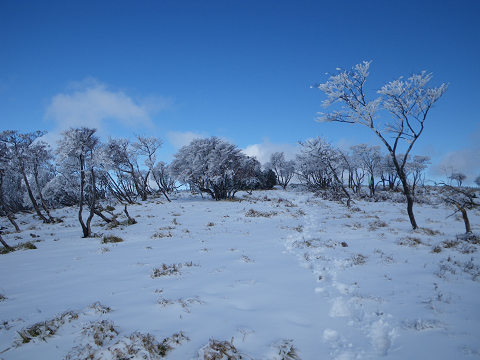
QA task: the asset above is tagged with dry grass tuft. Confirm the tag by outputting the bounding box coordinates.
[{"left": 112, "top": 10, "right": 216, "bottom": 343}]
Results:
[
  {"left": 157, "top": 296, "right": 203, "bottom": 313},
  {"left": 245, "top": 209, "right": 277, "bottom": 218},
  {"left": 200, "top": 339, "right": 243, "bottom": 360},
  {"left": 90, "top": 302, "right": 112, "bottom": 314},
  {"left": 15, "top": 311, "right": 79, "bottom": 345},
  {"left": 275, "top": 339, "right": 302, "bottom": 360},
  {"left": 351, "top": 254, "right": 367, "bottom": 265},
  {"left": 152, "top": 231, "right": 173, "bottom": 239},
  {"left": 417, "top": 227, "right": 443, "bottom": 236},
  {"left": 0, "top": 241, "right": 38, "bottom": 255},
  {"left": 82, "top": 320, "right": 119, "bottom": 347},
  {"left": 398, "top": 236, "right": 424, "bottom": 247},
  {"left": 368, "top": 220, "right": 389, "bottom": 231},
  {"left": 66, "top": 328, "right": 189, "bottom": 360},
  {"left": 151, "top": 262, "right": 197, "bottom": 278},
  {"left": 102, "top": 235, "right": 124, "bottom": 244}
]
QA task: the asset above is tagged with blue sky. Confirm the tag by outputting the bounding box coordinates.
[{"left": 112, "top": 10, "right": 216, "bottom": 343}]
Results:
[{"left": 1, "top": 0, "right": 479, "bottom": 180}]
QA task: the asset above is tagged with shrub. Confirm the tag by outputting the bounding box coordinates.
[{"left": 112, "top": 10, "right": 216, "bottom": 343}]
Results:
[{"left": 102, "top": 235, "right": 124, "bottom": 244}]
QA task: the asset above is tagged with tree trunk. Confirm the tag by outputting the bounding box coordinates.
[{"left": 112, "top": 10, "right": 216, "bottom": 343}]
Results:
[
  {"left": 140, "top": 170, "right": 150, "bottom": 201},
  {"left": 405, "top": 192, "right": 417, "bottom": 230},
  {"left": 33, "top": 165, "right": 55, "bottom": 222},
  {"left": 94, "top": 209, "right": 116, "bottom": 224},
  {"left": 7, "top": 214, "right": 20, "bottom": 232},
  {"left": 151, "top": 170, "right": 172, "bottom": 202},
  {"left": 456, "top": 205, "right": 471, "bottom": 234},
  {"left": 84, "top": 167, "right": 96, "bottom": 237},
  {"left": 129, "top": 164, "right": 144, "bottom": 201},
  {"left": 124, "top": 204, "right": 137, "bottom": 224},
  {"left": 0, "top": 234, "right": 12, "bottom": 251},
  {"left": 393, "top": 158, "right": 418, "bottom": 230},
  {"left": 20, "top": 167, "right": 49, "bottom": 223},
  {"left": 369, "top": 174, "right": 375, "bottom": 196},
  {"left": 327, "top": 161, "right": 351, "bottom": 207},
  {"left": 160, "top": 189, "right": 171, "bottom": 202},
  {"left": 78, "top": 154, "right": 89, "bottom": 238},
  {"left": 0, "top": 174, "right": 21, "bottom": 232}
]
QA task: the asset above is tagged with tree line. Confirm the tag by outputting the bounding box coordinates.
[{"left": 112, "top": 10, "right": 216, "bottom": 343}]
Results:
[
  {"left": 1, "top": 61, "right": 479, "bottom": 245},
  {"left": 0, "top": 127, "right": 434, "bottom": 235}
]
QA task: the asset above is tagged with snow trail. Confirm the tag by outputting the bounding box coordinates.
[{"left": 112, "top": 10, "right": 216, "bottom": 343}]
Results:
[{"left": 285, "top": 198, "right": 397, "bottom": 359}]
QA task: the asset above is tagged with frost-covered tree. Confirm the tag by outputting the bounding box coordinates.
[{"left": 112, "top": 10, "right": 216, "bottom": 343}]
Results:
[
  {"left": 99, "top": 138, "right": 139, "bottom": 204},
  {"left": 132, "top": 136, "right": 170, "bottom": 202},
  {"left": 0, "top": 130, "right": 53, "bottom": 223},
  {"left": 125, "top": 137, "right": 151, "bottom": 201},
  {"left": 379, "top": 154, "right": 400, "bottom": 191},
  {"left": 28, "top": 141, "right": 57, "bottom": 222},
  {"left": 57, "top": 128, "right": 99, "bottom": 237},
  {"left": 170, "top": 137, "right": 259, "bottom": 200},
  {"left": 298, "top": 138, "right": 352, "bottom": 206},
  {"left": 351, "top": 144, "right": 381, "bottom": 196},
  {"left": 407, "top": 155, "right": 430, "bottom": 197},
  {"left": 152, "top": 161, "right": 177, "bottom": 195},
  {"left": 339, "top": 149, "right": 363, "bottom": 194},
  {"left": 0, "top": 140, "right": 22, "bottom": 231},
  {"left": 475, "top": 176, "right": 480, "bottom": 187},
  {"left": 449, "top": 172, "right": 466, "bottom": 187},
  {"left": 296, "top": 146, "right": 332, "bottom": 190},
  {"left": 42, "top": 173, "right": 79, "bottom": 207},
  {"left": 266, "top": 152, "right": 295, "bottom": 190},
  {"left": 440, "top": 183, "right": 479, "bottom": 234},
  {"left": 314, "top": 61, "right": 447, "bottom": 229}
]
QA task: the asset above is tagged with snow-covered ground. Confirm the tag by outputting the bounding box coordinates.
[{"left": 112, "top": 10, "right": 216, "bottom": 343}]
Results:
[{"left": 0, "top": 188, "right": 479, "bottom": 359}]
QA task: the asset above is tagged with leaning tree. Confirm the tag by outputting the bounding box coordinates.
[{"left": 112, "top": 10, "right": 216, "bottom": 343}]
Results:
[{"left": 314, "top": 61, "right": 447, "bottom": 229}]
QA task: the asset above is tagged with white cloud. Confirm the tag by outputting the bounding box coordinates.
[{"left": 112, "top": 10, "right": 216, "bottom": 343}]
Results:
[
  {"left": 45, "top": 78, "right": 170, "bottom": 137},
  {"left": 243, "top": 139, "right": 299, "bottom": 165},
  {"left": 430, "top": 128, "right": 480, "bottom": 183},
  {"left": 432, "top": 148, "right": 480, "bottom": 182},
  {"left": 167, "top": 131, "right": 207, "bottom": 149}
]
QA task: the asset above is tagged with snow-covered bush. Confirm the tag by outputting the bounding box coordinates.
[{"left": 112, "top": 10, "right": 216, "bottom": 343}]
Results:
[
  {"left": 170, "top": 137, "right": 260, "bottom": 200},
  {"left": 43, "top": 174, "right": 79, "bottom": 207},
  {"left": 297, "top": 137, "right": 352, "bottom": 206}
]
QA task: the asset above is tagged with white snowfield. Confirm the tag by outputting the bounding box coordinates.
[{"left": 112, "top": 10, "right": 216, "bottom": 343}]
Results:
[{"left": 0, "top": 188, "right": 479, "bottom": 359}]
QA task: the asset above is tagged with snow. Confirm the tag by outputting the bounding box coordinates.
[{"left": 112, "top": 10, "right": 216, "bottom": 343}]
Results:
[{"left": 0, "top": 188, "right": 479, "bottom": 359}]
